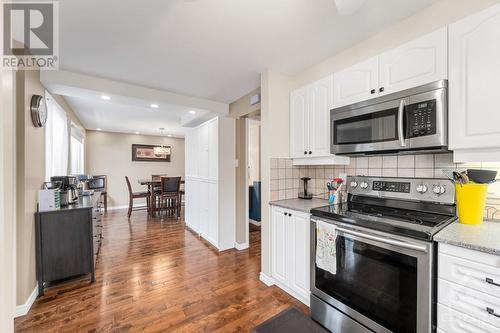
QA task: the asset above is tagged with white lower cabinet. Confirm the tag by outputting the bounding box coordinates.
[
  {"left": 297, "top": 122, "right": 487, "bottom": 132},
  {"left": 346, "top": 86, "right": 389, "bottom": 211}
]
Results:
[
  {"left": 437, "top": 243, "right": 500, "bottom": 332},
  {"left": 271, "top": 206, "right": 310, "bottom": 305}
]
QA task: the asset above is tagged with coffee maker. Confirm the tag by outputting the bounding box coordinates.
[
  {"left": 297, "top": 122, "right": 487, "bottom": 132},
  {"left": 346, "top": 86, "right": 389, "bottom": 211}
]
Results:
[
  {"left": 50, "top": 176, "right": 79, "bottom": 206},
  {"left": 299, "top": 177, "right": 313, "bottom": 199}
]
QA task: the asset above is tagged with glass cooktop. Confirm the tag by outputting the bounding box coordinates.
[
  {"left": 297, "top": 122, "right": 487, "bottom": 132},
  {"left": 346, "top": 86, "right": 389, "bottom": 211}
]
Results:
[{"left": 311, "top": 202, "right": 456, "bottom": 241}]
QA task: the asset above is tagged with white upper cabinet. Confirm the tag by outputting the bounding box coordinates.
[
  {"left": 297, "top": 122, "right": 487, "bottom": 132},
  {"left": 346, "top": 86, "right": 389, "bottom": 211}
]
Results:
[
  {"left": 379, "top": 27, "right": 447, "bottom": 95},
  {"left": 332, "top": 28, "right": 447, "bottom": 109},
  {"left": 290, "top": 76, "right": 349, "bottom": 165},
  {"left": 309, "top": 76, "right": 333, "bottom": 157},
  {"left": 449, "top": 3, "right": 500, "bottom": 161},
  {"left": 290, "top": 86, "right": 309, "bottom": 158},
  {"left": 333, "top": 56, "right": 379, "bottom": 108}
]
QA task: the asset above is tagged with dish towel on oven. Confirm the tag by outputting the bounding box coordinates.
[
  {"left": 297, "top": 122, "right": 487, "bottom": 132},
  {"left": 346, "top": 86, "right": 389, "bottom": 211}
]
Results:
[{"left": 315, "top": 220, "right": 337, "bottom": 275}]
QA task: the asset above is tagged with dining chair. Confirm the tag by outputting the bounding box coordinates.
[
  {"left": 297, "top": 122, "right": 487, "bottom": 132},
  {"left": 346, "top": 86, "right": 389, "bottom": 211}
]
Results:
[
  {"left": 88, "top": 175, "right": 108, "bottom": 212},
  {"left": 151, "top": 174, "right": 167, "bottom": 210},
  {"left": 125, "top": 176, "right": 150, "bottom": 218},
  {"left": 159, "top": 177, "right": 181, "bottom": 219}
]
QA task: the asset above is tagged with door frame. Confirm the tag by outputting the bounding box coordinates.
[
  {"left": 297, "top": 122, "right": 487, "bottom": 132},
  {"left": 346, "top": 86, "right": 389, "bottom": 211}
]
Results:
[
  {"left": 0, "top": 68, "right": 17, "bottom": 332},
  {"left": 245, "top": 117, "right": 250, "bottom": 247}
]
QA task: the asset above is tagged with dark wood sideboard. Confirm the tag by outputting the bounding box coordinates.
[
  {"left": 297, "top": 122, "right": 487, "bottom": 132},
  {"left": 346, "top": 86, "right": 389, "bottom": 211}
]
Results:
[{"left": 35, "top": 192, "right": 103, "bottom": 296}]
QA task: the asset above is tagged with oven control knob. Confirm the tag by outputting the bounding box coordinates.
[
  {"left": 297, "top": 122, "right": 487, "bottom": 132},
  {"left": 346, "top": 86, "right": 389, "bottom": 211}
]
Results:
[
  {"left": 360, "top": 182, "right": 369, "bottom": 189},
  {"left": 416, "top": 184, "right": 428, "bottom": 194},
  {"left": 433, "top": 185, "right": 446, "bottom": 195},
  {"left": 350, "top": 181, "right": 358, "bottom": 188}
]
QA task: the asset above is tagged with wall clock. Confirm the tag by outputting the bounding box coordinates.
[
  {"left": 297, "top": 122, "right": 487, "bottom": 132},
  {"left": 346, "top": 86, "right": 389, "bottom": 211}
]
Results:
[{"left": 30, "top": 95, "right": 48, "bottom": 128}]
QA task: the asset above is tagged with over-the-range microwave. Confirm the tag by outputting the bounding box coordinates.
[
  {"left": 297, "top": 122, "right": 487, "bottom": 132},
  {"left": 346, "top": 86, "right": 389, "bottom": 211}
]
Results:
[{"left": 331, "top": 80, "right": 448, "bottom": 156}]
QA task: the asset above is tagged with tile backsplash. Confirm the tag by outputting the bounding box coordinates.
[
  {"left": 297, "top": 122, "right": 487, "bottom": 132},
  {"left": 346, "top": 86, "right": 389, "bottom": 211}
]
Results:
[{"left": 270, "top": 152, "right": 500, "bottom": 218}]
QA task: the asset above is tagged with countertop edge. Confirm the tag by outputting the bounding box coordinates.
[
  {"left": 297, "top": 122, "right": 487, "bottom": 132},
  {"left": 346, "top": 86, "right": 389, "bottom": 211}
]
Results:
[
  {"left": 269, "top": 198, "right": 328, "bottom": 214},
  {"left": 434, "top": 236, "right": 500, "bottom": 256}
]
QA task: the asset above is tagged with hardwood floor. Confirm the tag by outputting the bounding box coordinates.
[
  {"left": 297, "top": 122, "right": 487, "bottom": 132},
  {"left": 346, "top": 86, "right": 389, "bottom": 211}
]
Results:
[{"left": 15, "top": 210, "right": 308, "bottom": 332}]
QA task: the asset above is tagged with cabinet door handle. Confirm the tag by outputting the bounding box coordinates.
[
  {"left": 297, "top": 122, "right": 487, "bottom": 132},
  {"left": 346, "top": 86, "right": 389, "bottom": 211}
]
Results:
[
  {"left": 379, "top": 87, "right": 385, "bottom": 92},
  {"left": 288, "top": 213, "right": 292, "bottom": 217},
  {"left": 304, "top": 151, "right": 307, "bottom": 155},
  {"left": 283, "top": 212, "right": 287, "bottom": 216},
  {"left": 486, "top": 277, "right": 500, "bottom": 287},
  {"left": 487, "top": 307, "right": 500, "bottom": 318},
  {"left": 308, "top": 151, "right": 312, "bottom": 155},
  {"left": 370, "top": 89, "right": 376, "bottom": 94}
]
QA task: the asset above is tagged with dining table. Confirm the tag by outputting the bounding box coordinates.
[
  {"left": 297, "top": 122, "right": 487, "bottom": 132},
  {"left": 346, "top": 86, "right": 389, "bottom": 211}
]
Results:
[{"left": 137, "top": 178, "right": 184, "bottom": 217}]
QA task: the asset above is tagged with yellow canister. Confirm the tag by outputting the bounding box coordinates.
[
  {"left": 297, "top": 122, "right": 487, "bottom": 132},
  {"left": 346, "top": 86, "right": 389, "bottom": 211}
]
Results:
[{"left": 455, "top": 183, "right": 488, "bottom": 225}]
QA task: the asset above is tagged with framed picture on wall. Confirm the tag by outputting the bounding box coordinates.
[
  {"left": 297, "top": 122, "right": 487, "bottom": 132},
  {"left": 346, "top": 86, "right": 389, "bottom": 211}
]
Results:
[{"left": 132, "top": 144, "right": 171, "bottom": 162}]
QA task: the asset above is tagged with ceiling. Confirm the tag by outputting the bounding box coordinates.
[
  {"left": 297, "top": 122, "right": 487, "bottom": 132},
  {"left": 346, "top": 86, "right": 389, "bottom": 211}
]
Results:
[
  {"left": 59, "top": 0, "right": 437, "bottom": 103},
  {"left": 65, "top": 97, "right": 188, "bottom": 138},
  {"left": 53, "top": 0, "right": 438, "bottom": 136}
]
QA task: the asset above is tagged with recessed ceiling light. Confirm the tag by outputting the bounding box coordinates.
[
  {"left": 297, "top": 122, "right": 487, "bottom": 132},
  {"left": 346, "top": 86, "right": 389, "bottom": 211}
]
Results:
[
  {"left": 101, "top": 95, "right": 111, "bottom": 100},
  {"left": 96, "top": 128, "right": 102, "bottom": 131},
  {"left": 167, "top": 134, "right": 172, "bottom": 137},
  {"left": 189, "top": 110, "right": 196, "bottom": 115},
  {"left": 150, "top": 103, "right": 159, "bottom": 108},
  {"left": 135, "top": 131, "right": 140, "bottom": 135}
]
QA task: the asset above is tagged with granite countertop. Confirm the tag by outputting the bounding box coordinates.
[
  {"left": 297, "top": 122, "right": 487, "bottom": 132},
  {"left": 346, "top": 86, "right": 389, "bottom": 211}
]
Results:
[
  {"left": 434, "top": 220, "right": 500, "bottom": 256},
  {"left": 269, "top": 198, "right": 329, "bottom": 214}
]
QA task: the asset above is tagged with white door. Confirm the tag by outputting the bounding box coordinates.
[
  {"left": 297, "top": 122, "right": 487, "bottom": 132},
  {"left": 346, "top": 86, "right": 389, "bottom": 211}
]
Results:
[
  {"left": 309, "top": 76, "right": 333, "bottom": 157},
  {"left": 290, "top": 87, "right": 309, "bottom": 158},
  {"left": 207, "top": 181, "right": 219, "bottom": 246},
  {"left": 449, "top": 3, "right": 500, "bottom": 151},
  {"left": 197, "top": 123, "right": 209, "bottom": 178},
  {"left": 272, "top": 207, "right": 289, "bottom": 285},
  {"left": 333, "top": 56, "right": 379, "bottom": 108},
  {"left": 198, "top": 181, "right": 209, "bottom": 238},
  {"left": 186, "top": 180, "right": 201, "bottom": 233},
  {"left": 289, "top": 212, "right": 310, "bottom": 300},
  {"left": 379, "top": 27, "right": 447, "bottom": 95},
  {"left": 185, "top": 130, "right": 197, "bottom": 177},
  {"left": 207, "top": 118, "right": 218, "bottom": 180}
]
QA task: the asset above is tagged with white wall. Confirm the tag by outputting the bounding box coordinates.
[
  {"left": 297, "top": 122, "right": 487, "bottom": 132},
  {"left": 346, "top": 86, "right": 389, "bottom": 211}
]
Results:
[
  {"left": 85, "top": 131, "right": 185, "bottom": 208},
  {"left": 260, "top": 0, "right": 500, "bottom": 277},
  {"left": 0, "top": 69, "right": 16, "bottom": 332}
]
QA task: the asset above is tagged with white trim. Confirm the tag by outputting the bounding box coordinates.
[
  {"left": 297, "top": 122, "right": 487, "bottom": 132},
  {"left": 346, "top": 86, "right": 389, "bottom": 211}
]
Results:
[
  {"left": 259, "top": 272, "right": 275, "bottom": 287},
  {"left": 14, "top": 285, "right": 38, "bottom": 318},
  {"left": 249, "top": 219, "right": 261, "bottom": 226},
  {"left": 245, "top": 118, "right": 250, "bottom": 247},
  {"left": 235, "top": 242, "right": 249, "bottom": 250},
  {"left": 273, "top": 280, "right": 310, "bottom": 307},
  {"left": 107, "top": 204, "right": 147, "bottom": 211}
]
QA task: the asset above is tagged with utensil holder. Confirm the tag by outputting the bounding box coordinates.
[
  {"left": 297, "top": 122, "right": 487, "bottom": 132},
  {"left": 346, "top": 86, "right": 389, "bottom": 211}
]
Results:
[{"left": 455, "top": 183, "right": 488, "bottom": 225}]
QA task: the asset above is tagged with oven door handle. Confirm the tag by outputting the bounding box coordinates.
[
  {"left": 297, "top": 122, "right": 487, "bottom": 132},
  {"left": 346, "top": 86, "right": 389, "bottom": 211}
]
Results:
[
  {"left": 398, "top": 99, "right": 406, "bottom": 147},
  {"left": 336, "top": 226, "right": 428, "bottom": 252}
]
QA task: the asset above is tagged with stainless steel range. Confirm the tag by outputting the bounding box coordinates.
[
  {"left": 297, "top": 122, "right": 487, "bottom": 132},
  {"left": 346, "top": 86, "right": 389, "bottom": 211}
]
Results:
[{"left": 310, "top": 176, "right": 456, "bottom": 333}]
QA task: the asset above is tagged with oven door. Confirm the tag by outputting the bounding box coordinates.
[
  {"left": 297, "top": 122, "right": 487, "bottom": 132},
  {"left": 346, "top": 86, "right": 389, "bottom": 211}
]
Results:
[
  {"left": 310, "top": 218, "right": 434, "bottom": 333},
  {"left": 331, "top": 97, "right": 409, "bottom": 155}
]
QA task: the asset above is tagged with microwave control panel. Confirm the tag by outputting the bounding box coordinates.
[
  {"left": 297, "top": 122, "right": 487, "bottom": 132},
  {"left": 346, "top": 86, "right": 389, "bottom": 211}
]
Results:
[{"left": 406, "top": 99, "right": 436, "bottom": 138}]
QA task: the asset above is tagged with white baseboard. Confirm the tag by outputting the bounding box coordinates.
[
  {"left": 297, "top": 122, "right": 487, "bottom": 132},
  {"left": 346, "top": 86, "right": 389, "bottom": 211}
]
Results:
[
  {"left": 235, "top": 242, "right": 249, "bottom": 250},
  {"left": 249, "top": 219, "right": 261, "bottom": 226},
  {"left": 108, "top": 204, "right": 147, "bottom": 211},
  {"left": 273, "top": 280, "right": 310, "bottom": 307},
  {"left": 15, "top": 284, "right": 38, "bottom": 318},
  {"left": 259, "top": 272, "right": 275, "bottom": 287}
]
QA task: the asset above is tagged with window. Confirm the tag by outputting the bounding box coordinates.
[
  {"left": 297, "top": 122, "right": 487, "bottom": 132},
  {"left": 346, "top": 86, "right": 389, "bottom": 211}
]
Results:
[
  {"left": 45, "top": 91, "right": 69, "bottom": 180},
  {"left": 70, "top": 125, "right": 85, "bottom": 174}
]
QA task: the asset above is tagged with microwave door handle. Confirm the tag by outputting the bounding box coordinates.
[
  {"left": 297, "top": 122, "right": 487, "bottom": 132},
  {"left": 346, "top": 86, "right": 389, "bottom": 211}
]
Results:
[
  {"left": 398, "top": 99, "right": 406, "bottom": 147},
  {"left": 336, "top": 226, "right": 427, "bottom": 252}
]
